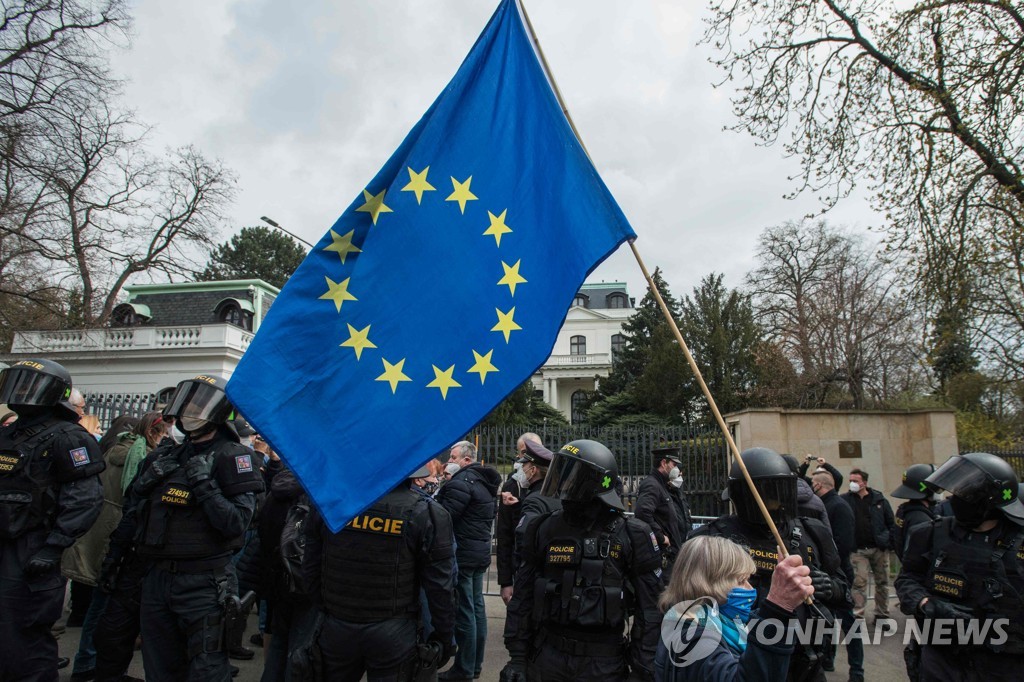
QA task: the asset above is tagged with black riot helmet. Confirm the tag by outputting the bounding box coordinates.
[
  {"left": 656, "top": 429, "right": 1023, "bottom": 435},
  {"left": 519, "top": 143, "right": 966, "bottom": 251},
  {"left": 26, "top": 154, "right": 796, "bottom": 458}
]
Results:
[
  {"left": 891, "top": 463, "right": 936, "bottom": 500},
  {"left": 541, "top": 439, "right": 624, "bottom": 511},
  {"left": 162, "top": 374, "right": 236, "bottom": 426},
  {"left": 0, "top": 359, "right": 73, "bottom": 409},
  {"left": 727, "top": 447, "right": 797, "bottom": 526},
  {"left": 926, "top": 453, "right": 1024, "bottom": 526}
]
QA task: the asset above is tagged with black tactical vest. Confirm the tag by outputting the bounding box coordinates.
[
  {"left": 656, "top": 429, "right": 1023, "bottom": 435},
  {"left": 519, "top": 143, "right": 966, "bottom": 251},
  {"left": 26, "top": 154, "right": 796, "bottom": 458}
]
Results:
[
  {"left": 893, "top": 500, "right": 937, "bottom": 560},
  {"left": 137, "top": 442, "right": 259, "bottom": 560},
  {"left": 530, "top": 511, "right": 630, "bottom": 633},
  {"left": 0, "top": 420, "right": 80, "bottom": 539},
  {"left": 926, "top": 517, "right": 1024, "bottom": 654},
  {"left": 321, "top": 488, "right": 423, "bottom": 622}
]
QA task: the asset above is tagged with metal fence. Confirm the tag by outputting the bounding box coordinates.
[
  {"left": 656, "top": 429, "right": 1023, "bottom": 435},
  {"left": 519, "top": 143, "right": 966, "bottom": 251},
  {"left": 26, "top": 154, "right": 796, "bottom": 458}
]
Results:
[
  {"left": 84, "top": 392, "right": 158, "bottom": 431},
  {"left": 978, "top": 449, "right": 1024, "bottom": 480},
  {"left": 469, "top": 424, "right": 731, "bottom": 518}
]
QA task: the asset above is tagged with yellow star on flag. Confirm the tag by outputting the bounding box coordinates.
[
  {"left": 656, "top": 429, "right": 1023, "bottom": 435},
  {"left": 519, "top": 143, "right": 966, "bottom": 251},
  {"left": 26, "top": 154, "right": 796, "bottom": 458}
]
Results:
[
  {"left": 375, "top": 358, "right": 412, "bottom": 394},
  {"left": 320, "top": 276, "right": 357, "bottom": 312},
  {"left": 446, "top": 176, "right": 478, "bottom": 214},
  {"left": 467, "top": 349, "right": 498, "bottom": 384},
  {"left": 427, "top": 364, "right": 462, "bottom": 399},
  {"left": 356, "top": 188, "right": 393, "bottom": 225},
  {"left": 340, "top": 323, "right": 377, "bottom": 360},
  {"left": 324, "top": 229, "right": 362, "bottom": 264},
  {"left": 483, "top": 209, "right": 512, "bottom": 247},
  {"left": 491, "top": 307, "right": 522, "bottom": 343},
  {"left": 497, "top": 259, "right": 527, "bottom": 297},
  {"left": 401, "top": 166, "right": 436, "bottom": 204}
]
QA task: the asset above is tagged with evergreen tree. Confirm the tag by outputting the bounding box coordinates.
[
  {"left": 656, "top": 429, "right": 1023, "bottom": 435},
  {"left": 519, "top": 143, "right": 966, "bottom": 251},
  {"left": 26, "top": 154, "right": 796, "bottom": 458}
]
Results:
[{"left": 202, "top": 226, "right": 307, "bottom": 289}]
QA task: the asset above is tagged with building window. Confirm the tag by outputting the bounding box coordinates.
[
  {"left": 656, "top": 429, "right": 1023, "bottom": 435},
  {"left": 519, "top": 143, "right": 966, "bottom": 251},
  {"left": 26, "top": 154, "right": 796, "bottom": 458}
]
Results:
[
  {"left": 573, "top": 294, "right": 588, "bottom": 308},
  {"left": 215, "top": 300, "right": 253, "bottom": 331},
  {"left": 109, "top": 302, "right": 151, "bottom": 328},
  {"left": 611, "top": 333, "right": 625, "bottom": 357},
  {"left": 571, "top": 390, "right": 588, "bottom": 424},
  {"left": 606, "top": 292, "right": 628, "bottom": 308},
  {"left": 570, "top": 335, "right": 587, "bottom": 356}
]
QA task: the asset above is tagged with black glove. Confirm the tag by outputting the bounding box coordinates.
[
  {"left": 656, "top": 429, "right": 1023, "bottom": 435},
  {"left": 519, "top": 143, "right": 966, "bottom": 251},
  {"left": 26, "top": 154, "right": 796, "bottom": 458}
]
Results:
[
  {"left": 920, "top": 598, "right": 973, "bottom": 621},
  {"left": 134, "top": 453, "right": 180, "bottom": 494},
  {"left": 428, "top": 632, "right": 456, "bottom": 670},
  {"left": 810, "top": 569, "right": 835, "bottom": 602},
  {"left": 98, "top": 554, "right": 122, "bottom": 594},
  {"left": 185, "top": 454, "right": 215, "bottom": 486},
  {"left": 24, "top": 545, "right": 63, "bottom": 577},
  {"left": 499, "top": 661, "right": 527, "bottom": 682}
]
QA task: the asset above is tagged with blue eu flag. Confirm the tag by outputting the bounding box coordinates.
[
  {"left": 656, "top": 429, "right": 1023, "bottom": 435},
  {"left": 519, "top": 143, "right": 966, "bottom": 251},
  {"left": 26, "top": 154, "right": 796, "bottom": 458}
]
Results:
[{"left": 227, "top": 0, "right": 636, "bottom": 532}]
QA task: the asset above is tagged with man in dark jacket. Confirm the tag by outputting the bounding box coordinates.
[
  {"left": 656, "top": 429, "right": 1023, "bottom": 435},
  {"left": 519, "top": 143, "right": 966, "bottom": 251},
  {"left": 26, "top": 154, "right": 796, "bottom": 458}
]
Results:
[
  {"left": 437, "top": 441, "right": 501, "bottom": 682},
  {"left": 635, "top": 446, "right": 686, "bottom": 568},
  {"left": 812, "top": 469, "right": 864, "bottom": 681},
  {"left": 841, "top": 468, "right": 895, "bottom": 627},
  {"left": 495, "top": 432, "right": 542, "bottom": 605}
]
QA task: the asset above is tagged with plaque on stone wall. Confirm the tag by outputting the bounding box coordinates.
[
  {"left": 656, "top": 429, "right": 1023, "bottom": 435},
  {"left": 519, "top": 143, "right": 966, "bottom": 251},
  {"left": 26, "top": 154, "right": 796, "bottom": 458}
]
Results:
[{"left": 838, "top": 441, "right": 862, "bottom": 459}]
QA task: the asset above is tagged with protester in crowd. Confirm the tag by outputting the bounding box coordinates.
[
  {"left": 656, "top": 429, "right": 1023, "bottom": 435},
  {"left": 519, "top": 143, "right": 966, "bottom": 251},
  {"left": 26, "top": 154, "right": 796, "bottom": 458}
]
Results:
[
  {"left": 437, "top": 441, "right": 501, "bottom": 681},
  {"left": 841, "top": 468, "right": 895, "bottom": 628},
  {"left": 64, "top": 412, "right": 166, "bottom": 681},
  {"left": 495, "top": 432, "right": 542, "bottom": 604},
  {"left": 409, "top": 459, "right": 454, "bottom": 640},
  {"left": 636, "top": 445, "right": 688, "bottom": 570},
  {"left": 655, "top": 535, "right": 814, "bottom": 681},
  {"left": 812, "top": 469, "right": 864, "bottom": 680},
  {"left": 0, "top": 359, "right": 104, "bottom": 679},
  {"left": 896, "top": 452, "right": 1024, "bottom": 680},
  {"left": 98, "top": 415, "right": 141, "bottom": 455}
]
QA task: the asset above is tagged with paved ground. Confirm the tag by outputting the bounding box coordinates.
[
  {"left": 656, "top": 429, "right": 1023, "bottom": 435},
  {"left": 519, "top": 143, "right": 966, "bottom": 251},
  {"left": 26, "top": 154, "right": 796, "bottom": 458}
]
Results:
[{"left": 55, "top": 593, "right": 910, "bottom": 681}]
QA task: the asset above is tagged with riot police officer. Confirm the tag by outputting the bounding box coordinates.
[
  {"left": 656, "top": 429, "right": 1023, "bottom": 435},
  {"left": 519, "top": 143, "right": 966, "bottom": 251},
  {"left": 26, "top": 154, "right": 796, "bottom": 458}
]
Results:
[
  {"left": 895, "top": 452, "right": 1024, "bottom": 680},
  {"left": 502, "top": 439, "right": 663, "bottom": 682},
  {"left": 891, "top": 463, "right": 938, "bottom": 561},
  {"left": 0, "top": 359, "right": 105, "bottom": 681},
  {"left": 301, "top": 462, "right": 457, "bottom": 681},
  {"left": 688, "top": 447, "right": 852, "bottom": 682},
  {"left": 124, "top": 374, "right": 263, "bottom": 681}
]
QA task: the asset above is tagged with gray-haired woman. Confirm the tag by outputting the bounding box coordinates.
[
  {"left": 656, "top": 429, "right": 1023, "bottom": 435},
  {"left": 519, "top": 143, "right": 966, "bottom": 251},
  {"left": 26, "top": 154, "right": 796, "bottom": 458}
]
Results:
[{"left": 655, "top": 535, "right": 813, "bottom": 681}]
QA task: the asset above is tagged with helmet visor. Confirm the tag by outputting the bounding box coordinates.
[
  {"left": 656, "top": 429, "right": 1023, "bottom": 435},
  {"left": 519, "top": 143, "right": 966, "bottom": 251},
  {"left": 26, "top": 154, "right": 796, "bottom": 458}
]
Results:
[
  {"left": 541, "top": 453, "right": 613, "bottom": 503},
  {"left": 0, "top": 367, "right": 68, "bottom": 406},
  {"left": 163, "top": 380, "right": 233, "bottom": 423},
  {"left": 926, "top": 456, "right": 996, "bottom": 504},
  {"left": 730, "top": 477, "right": 797, "bottom": 525}
]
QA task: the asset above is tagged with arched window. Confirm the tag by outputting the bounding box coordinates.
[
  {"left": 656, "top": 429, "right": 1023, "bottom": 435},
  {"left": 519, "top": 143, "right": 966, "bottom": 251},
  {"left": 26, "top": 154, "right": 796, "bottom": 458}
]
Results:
[
  {"left": 606, "top": 292, "right": 628, "bottom": 309},
  {"left": 214, "top": 298, "right": 254, "bottom": 331},
  {"left": 611, "top": 333, "right": 626, "bottom": 357},
  {"left": 573, "top": 294, "right": 589, "bottom": 308},
  {"left": 109, "top": 302, "right": 151, "bottom": 328},
  {"left": 570, "top": 335, "right": 586, "bottom": 356},
  {"left": 571, "top": 390, "right": 588, "bottom": 425}
]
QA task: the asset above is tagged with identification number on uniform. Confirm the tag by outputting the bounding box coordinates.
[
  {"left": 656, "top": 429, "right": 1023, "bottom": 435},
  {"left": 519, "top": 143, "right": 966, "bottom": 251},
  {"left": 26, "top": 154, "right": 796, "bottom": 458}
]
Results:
[
  {"left": 0, "top": 454, "right": 19, "bottom": 472},
  {"left": 931, "top": 572, "right": 966, "bottom": 599},
  {"left": 546, "top": 543, "right": 579, "bottom": 565},
  {"left": 70, "top": 447, "right": 91, "bottom": 467},
  {"left": 161, "top": 487, "right": 192, "bottom": 506}
]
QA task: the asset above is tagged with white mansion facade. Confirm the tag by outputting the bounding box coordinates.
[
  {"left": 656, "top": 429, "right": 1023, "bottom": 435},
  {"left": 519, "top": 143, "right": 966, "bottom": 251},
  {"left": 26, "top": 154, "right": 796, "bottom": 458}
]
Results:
[{"left": 2, "top": 280, "right": 634, "bottom": 423}]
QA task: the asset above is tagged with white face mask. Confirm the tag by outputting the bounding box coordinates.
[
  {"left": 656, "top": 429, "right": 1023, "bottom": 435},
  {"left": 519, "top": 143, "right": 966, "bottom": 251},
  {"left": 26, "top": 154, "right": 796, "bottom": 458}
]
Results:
[
  {"left": 444, "top": 462, "right": 461, "bottom": 476},
  {"left": 513, "top": 462, "right": 523, "bottom": 472},
  {"left": 170, "top": 425, "right": 186, "bottom": 444},
  {"left": 512, "top": 469, "right": 530, "bottom": 488},
  {"left": 849, "top": 482, "right": 861, "bottom": 494},
  {"left": 669, "top": 476, "right": 683, "bottom": 489},
  {"left": 668, "top": 465, "right": 680, "bottom": 480}
]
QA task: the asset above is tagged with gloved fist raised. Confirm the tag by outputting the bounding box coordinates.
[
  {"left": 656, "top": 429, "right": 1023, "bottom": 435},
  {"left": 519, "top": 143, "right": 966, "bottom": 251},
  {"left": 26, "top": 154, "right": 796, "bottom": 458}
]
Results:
[
  {"left": 24, "top": 545, "right": 63, "bottom": 577},
  {"left": 133, "top": 453, "right": 180, "bottom": 494},
  {"left": 184, "top": 454, "right": 215, "bottom": 486},
  {"left": 499, "top": 661, "right": 527, "bottom": 682},
  {"left": 809, "top": 569, "right": 835, "bottom": 602},
  {"left": 920, "top": 597, "right": 973, "bottom": 622}
]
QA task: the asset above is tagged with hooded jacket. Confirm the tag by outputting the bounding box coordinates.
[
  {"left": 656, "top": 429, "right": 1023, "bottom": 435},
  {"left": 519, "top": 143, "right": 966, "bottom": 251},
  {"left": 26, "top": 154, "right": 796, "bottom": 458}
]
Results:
[{"left": 437, "top": 462, "right": 502, "bottom": 571}]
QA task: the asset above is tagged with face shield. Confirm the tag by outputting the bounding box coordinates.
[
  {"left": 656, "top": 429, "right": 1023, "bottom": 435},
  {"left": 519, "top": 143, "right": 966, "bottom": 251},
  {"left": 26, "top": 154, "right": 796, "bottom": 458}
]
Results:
[
  {"left": 728, "top": 476, "right": 797, "bottom": 526},
  {"left": 541, "top": 453, "right": 622, "bottom": 509},
  {"left": 0, "top": 367, "right": 69, "bottom": 407},
  {"left": 163, "top": 379, "right": 234, "bottom": 424},
  {"left": 927, "top": 456, "right": 999, "bottom": 504}
]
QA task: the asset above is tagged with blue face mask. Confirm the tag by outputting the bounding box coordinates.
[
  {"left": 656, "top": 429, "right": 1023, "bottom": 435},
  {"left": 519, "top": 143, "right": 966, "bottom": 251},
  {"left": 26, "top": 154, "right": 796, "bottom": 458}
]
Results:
[{"left": 719, "top": 586, "right": 757, "bottom": 623}]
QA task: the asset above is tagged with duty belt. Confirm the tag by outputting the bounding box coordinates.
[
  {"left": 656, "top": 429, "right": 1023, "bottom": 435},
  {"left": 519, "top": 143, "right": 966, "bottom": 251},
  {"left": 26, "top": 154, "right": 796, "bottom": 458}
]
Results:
[
  {"left": 539, "top": 629, "right": 624, "bottom": 657},
  {"left": 152, "top": 555, "right": 231, "bottom": 574}
]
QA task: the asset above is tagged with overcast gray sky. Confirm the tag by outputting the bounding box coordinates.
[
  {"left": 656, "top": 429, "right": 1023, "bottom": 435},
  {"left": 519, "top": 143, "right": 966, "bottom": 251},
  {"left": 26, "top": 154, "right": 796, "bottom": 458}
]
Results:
[{"left": 113, "top": 0, "right": 879, "bottom": 301}]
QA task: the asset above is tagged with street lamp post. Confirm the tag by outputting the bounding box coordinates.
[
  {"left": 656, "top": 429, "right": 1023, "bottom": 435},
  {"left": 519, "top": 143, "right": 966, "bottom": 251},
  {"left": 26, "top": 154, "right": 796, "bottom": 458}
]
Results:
[{"left": 260, "top": 216, "right": 314, "bottom": 249}]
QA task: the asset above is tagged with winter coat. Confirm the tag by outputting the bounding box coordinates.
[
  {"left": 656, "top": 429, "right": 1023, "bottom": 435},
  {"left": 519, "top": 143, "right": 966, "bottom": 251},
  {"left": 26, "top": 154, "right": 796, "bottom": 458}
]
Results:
[
  {"left": 437, "top": 462, "right": 501, "bottom": 572},
  {"left": 636, "top": 469, "right": 686, "bottom": 557},
  {"left": 841, "top": 488, "right": 896, "bottom": 551},
  {"left": 61, "top": 434, "right": 141, "bottom": 585}
]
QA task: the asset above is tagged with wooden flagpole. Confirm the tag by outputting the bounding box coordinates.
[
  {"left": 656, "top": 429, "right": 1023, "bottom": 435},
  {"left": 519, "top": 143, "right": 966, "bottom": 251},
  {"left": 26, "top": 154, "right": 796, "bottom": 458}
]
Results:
[{"left": 515, "top": 0, "right": 791, "bottom": 559}]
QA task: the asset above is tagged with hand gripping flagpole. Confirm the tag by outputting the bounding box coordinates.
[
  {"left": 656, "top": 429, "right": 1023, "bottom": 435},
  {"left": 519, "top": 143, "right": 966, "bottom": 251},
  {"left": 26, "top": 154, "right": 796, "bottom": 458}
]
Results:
[{"left": 516, "top": 0, "right": 791, "bottom": 560}]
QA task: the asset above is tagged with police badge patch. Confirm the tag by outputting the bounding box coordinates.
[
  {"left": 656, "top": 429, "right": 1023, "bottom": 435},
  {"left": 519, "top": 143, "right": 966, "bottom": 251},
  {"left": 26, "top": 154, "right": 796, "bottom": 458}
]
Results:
[
  {"left": 70, "top": 447, "right": 91, "bottom": 467},
  {"left": 235, "top": 454, "right": 253, "bottom": 473}
]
